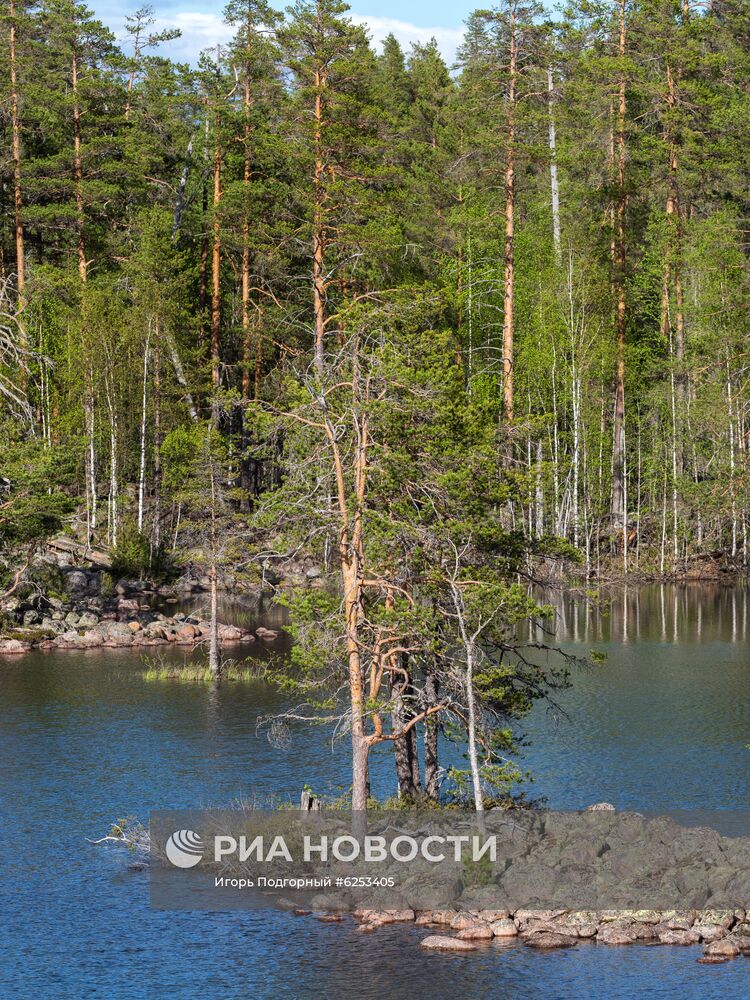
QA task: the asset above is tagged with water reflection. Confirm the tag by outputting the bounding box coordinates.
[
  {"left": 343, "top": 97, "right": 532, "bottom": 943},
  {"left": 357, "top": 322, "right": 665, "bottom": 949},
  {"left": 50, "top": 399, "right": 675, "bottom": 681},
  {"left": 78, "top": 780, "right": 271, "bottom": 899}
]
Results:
[
  {"left": 533, "top": 583, "right": 750, "bottom": 645},
  {"left": 171, "top": 583, "right": 750, "bottom": 647},
  {"left": 521, "top": 582, "right": 750, "bottom": 813}
]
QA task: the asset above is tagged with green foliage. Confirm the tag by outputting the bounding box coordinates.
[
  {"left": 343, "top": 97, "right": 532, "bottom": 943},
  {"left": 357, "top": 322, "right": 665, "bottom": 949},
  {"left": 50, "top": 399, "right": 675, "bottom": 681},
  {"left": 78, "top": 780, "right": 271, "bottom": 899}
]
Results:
[
  {"left": 0, "top": 434, "right": 75, "bottom": 550},
  {"left": 110, "top": 521, "right": 152, "bottom": 578},
  {"left": 461, "top": 843, "right": 495, "bottom": 887}
]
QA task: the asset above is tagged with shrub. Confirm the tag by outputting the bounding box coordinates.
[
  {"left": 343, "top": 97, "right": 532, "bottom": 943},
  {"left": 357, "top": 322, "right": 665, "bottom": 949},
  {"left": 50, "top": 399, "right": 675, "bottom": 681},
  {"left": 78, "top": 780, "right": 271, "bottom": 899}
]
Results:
[{"left": 110, "top": 522, "right": 151, "bottom": 579}]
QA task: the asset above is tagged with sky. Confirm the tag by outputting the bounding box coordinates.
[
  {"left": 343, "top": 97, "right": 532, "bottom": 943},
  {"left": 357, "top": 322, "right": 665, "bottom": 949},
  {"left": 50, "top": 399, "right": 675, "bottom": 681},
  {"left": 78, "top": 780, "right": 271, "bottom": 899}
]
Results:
[{"left": 96, "top": 0, "right": 472, "bottom": 67}]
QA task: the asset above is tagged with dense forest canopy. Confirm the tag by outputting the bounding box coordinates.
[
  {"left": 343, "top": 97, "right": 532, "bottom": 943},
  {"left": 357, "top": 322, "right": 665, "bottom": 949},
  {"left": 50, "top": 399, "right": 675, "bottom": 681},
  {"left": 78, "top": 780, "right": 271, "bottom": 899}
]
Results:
[{"left": 1, "top": 0, "right": 749, "bottom": 573}]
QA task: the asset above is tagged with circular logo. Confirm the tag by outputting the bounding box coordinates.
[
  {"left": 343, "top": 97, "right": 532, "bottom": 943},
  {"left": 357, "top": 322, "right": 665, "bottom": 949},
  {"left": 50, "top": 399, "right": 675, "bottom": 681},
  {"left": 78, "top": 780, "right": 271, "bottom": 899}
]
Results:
[{"left": 165, "top": 829, "right": 204, "bottom": 868}]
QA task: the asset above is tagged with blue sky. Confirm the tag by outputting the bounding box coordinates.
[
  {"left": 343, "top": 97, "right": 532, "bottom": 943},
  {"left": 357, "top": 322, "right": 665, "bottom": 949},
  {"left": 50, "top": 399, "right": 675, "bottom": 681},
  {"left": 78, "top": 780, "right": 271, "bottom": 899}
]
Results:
[{"left": 96, "top": 0, "right": 473, "bottom": 66}]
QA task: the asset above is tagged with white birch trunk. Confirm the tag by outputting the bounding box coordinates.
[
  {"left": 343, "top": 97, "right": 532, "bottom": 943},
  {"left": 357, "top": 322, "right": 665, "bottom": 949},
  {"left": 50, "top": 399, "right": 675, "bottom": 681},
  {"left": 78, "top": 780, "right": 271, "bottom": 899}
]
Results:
[
  {"left": 137, "top": 329, "right": 151, "bottom": 533},
  {"left": 449, "top": 570, "right": 484, "bottom": 828},
  {"left": 208, "top": 438, "right": 220, "bottom": 678},
  {"left": 548, "top": 67, "right": 561, "bottom": 264},
  {"left": 85, "top": 369, "right": 97, "bottom": 538},
  {"left": 535, "top": 439, "right": 544, "bottom": 536},
  {"left": 166, "top": 333, "right": 199, "bottom": 422},
  {"left": 104, "top": 372, "right": 118, "bottom": 548},
  {"left": 727, "top": 358, "right": 737, "bottom": 558}
]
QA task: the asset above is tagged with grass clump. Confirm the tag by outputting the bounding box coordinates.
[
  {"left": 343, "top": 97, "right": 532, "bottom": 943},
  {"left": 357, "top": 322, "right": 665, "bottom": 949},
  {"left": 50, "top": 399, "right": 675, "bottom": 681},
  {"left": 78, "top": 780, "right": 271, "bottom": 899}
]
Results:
[{"left": 142, "top": 656, "right": 265, "bottom": 683}]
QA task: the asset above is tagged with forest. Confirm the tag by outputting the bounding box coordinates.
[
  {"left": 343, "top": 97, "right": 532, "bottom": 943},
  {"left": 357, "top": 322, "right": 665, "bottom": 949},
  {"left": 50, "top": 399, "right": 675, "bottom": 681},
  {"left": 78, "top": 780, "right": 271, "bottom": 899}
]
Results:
[
  {"left": 1, "top": 0, "right": 750, "bottom": 807},
  {"left": 2, "top": 0, "right": 749, "bottom": 574}
]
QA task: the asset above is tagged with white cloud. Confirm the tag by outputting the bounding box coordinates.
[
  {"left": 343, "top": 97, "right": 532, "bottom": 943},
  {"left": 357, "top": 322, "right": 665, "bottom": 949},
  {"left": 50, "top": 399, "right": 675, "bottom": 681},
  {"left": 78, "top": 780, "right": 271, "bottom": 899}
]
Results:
[
  {"left": 108, "top": 11, "right": 233, "bottom": 65},
  {"left": 351, "top": 14, "right": 463, "bottom": 65},
  {"left": 149, "top": 12, "right": 234, "bottom": 63},
  {"left": 106, "top": 8, "right": 462, "bottom": 67}
]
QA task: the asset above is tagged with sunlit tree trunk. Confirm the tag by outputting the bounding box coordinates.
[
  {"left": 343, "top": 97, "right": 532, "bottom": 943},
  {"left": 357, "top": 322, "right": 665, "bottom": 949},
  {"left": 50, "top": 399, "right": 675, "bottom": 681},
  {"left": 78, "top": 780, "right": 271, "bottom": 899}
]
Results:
[
  {"left": 153, "top": 341, "right": 162, "bottom": 550},
  {"left": 9, "top": 0, "right": 25, "bottom": 321},
  {"left": 611, "top": 0, "right": 627, "bottom": 554},
  {"left": 240, "top": 30, "right": 256, "bottom": 508},
  {"left": 449, "top": 576, "right": 485, "bottom": 827},
  {"left": 241, "top": 33, "right": 253, "bottom": 401},
  {"left": 727, "top": 355, "right": 737, "bottom": 558},
  {"left": 72, "top": 47, "right": 87, "bottom": 284},
  {"left": 74, "top": 43, "right": 94, "bottom": 542},
  {"left": 103, "top": 369, "right": 118, "bottom": 547},
  {"left": 211, "top": 134, "right": 222, "bottom": 419},
  {"left": 312, "top": 63, "right": 327, "bottom": 376},
  {"left": 199, "top": 176, "right": 209, "bottom": 359},
  {"left": 208, "top": 437, "right": 221, "bottom": 678},
  {"left": 84, "top": 366, "right": 97, "bottom": 539},
  {"left": 502, "top": 5, "right": 517, "bottom": 421},
  {"left": 535, "top": 439, "right": 544, "bottom": 536},
  {"left": 547, "top": 66, "right": 561, "bottom": 264},
  {"left": 660, "top": 58, "right": 686, "bottom": 541},
  {"left": 137, "top": 327, "right": 151, "bottom": 532}
]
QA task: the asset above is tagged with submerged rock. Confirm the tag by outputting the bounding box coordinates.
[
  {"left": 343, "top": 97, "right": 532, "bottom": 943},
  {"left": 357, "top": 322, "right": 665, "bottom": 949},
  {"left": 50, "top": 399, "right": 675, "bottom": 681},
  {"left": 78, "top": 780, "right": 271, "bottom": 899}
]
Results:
[
  {"left": 255, "top": 627, "right": 279, "bottom": 641},
  {"left": 524, "top": 932, "right": 577, "bottom": 950},
  {"left": 0, "top": 638, "right": 31, "bottom": 653},
  {"left": 420, "top": 935, "right": 478, "bottom": 952}
]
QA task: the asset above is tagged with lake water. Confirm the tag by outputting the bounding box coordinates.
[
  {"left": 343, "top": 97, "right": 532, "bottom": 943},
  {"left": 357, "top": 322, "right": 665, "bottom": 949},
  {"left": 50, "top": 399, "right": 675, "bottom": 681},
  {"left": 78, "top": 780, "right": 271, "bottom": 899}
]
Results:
[{"left": 1, "top": 586, "right": 749, "bottom": 998}]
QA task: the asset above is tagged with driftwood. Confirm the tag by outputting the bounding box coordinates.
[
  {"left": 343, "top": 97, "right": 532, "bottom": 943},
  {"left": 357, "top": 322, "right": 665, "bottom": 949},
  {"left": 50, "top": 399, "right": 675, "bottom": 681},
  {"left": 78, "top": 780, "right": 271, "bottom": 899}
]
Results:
[
  {"left": 47, "top": 535, "right": 111, "bottom": 568},
  {"left": 87, "top": 819, "right": 149, "bottom": 854}
]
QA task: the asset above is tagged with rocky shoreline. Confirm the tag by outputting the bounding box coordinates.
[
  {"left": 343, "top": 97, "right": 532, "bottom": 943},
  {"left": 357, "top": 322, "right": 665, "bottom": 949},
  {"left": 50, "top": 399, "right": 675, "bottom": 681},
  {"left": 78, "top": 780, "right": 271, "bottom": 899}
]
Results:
[
  {"left": 0, "top": 572, "right": 276, "bottom": 654},
  {"left": 257, "top": 806, "right": 750, "bottom": 967},
  {"left": 300, "top": 904, "right": 750, "bottom": 964}
]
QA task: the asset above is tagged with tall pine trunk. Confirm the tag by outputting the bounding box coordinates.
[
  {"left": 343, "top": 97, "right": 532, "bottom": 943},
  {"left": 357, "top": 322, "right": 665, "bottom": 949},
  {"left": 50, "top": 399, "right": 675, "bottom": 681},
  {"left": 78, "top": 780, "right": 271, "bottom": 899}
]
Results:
[
  {"left": 211, "top": 137, "right": 222, "bottom": 419},
  {"left": 9, "top": 0, "right": 25, "bottom": 318},
  {"left": 423, "top": 667, "right": 440, "bottom": 800},
  {"left": 308, "top": 34, "right": 370, "bottom": 808},
  {"left": 312, "top": 64, "right": 327, "bottom": 376},
  {"left": 240, "top": 36, "right": 256, "bottom": 508},
  {"left": 611, "top": 0, "right": 627, "bottom": 553},
  {"left": 660, "top": 61, "right": 686, "bottom": 444},
  {"left": 72, "top": 48, "right": 87, "bottom": 284},
  {"left": 342, "top": 559, "right": 368, "bottom": 812},
  {"left": 241, "top": 36, "right": 253, "bottom": 400}
]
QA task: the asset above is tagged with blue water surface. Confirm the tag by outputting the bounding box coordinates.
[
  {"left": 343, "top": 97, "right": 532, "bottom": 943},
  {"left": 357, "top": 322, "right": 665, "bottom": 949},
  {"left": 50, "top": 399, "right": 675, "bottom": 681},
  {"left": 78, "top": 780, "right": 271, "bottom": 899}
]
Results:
[{"left": 1, "top": 587, "right": 749, "bottom": 998}]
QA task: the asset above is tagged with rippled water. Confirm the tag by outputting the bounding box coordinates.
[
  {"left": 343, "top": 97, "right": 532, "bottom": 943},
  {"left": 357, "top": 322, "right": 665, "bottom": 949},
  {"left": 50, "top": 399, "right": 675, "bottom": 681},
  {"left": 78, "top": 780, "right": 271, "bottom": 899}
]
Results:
[
  {"left": 523, "top": 584, "right": 750, "bottom": 812},
  {"left": 1, "top": 587, "right": 749, "bottom": 998}
]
